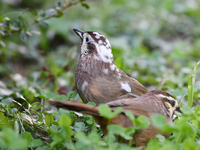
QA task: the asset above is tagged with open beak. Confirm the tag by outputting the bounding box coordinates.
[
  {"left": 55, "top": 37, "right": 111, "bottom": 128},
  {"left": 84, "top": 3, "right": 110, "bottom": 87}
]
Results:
[{"left": 72, "top": 28, "right": 84, "bottom": 40}]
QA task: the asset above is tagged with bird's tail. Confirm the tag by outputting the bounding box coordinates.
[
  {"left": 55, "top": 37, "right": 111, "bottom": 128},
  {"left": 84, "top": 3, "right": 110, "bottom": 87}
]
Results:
[{"left": 46, "top": 100, "right": 100, "bottom": 116}]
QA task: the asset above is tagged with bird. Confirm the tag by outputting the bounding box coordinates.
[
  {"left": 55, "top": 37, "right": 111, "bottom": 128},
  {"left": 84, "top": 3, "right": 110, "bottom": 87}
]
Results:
[
  {"left": 73, "top": 28, "right": 148, "bottom": 105},
  {"left": 46, "top": 90, "right": 181, "bottom": 148}
]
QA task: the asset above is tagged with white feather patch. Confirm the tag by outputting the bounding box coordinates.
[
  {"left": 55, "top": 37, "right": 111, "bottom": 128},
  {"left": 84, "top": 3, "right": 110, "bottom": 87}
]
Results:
[
  {"left": 117, "top": 73, "right": 122, "bottom": 79},
  {"left": 121, "top": 82, "right": 131, "bottom": 92},
  {"left": 82, "top": 81, "right": 88, "bottom": 91},
  {"left": 97, "top": 44, "right": 113, "bottom": 64},
  {"left": 110, "top": 64, "right": 116, "bottom": 70},
  {"left": 102, "top": 69, "right": 108, "bottom": 74},
  {"left": 157, "top": 94, "right": 175, "bottom": 101}
]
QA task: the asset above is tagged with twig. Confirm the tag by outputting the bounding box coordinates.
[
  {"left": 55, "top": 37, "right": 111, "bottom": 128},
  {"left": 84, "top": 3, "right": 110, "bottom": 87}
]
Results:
[{"left": 30, "top": 0, "right": 83, "bottom": 26}]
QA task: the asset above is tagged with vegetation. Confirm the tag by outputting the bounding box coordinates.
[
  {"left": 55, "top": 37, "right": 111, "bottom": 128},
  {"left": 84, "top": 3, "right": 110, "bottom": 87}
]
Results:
[{"left": 0, "top": 0, "right": 200, "bottom": 149}]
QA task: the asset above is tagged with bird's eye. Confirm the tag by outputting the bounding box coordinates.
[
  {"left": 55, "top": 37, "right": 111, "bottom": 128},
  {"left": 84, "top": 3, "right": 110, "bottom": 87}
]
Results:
[
  {"left": 86, "top": 37, "right": 90, "bottom": 43},
  {"left": 169, "top": 100, "right": 175, "bottom": 107}
]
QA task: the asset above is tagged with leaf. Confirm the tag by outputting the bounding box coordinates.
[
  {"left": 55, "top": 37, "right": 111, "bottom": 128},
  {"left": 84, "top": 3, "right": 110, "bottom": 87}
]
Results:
[
  {"left": 50, "top": 125, "right": 58, "bottom": 132},
  {"left": 183, "top": 138, "right": 195, "bottom": 150},
  {"left": 151, "top": 114, "right": 166, "bottom": 129},
  {"left": 81, "top": 3, "right": 90, "bottom": 9},
  {"left": 1, "top": 99, "right": 12, "bottom": 106},
  {"left": 125, "top": 111, "right": 135, "bottom": 122},
  {"left": 74, "top": 122, "right": 85, "bottom": 132},
  {"left": 54, "top": 95, "right": 68, "bottom": 100},
  {"left": 40, "top": 91, "right": 53, "bottom": 99},
  {"left": 0, "top": 112, "right": 12, "bottom": 129},
  {"left": 58, "top": 115, "right": 72, "bottom": 139},
  {"left": 20, "top": 30, "right": 29, "bottom": 42},
  {"left": 45, "top": 8, "right": 57, "bottom": 18},
  {"left": 135, "top": 115, "right": 150, "bottom": 129},
  {"left": 18, "top": 16, "right": 28, "bottom": 29},
  {"left": 182, "top": 105, "right": 193, "bottom": 115},
  {"left": 45, "top": 114, "right": 54, "bottom": 127},
  {"left": 29, "top": 139, "right": 43, "bottom": 147},
  {"left": 58, "top": 115, "right": 72, "bottom": 128},
  {"left": 155, "top": 134, "right": 166, "bottom": 143},
  {"left": 113, "top": 107, "right": 122, "bottom": 116},
  {"left": 39, "top": 21, "right": 49, "bottom": 28},
  {"left": 162, "top": 122, "right": 178, "bottom": 133},
  {"left": 98, "top": 104, "right": 113, "bottom": 119},
  {"left": 31, "top": 104, "right": 43, "bottom": 110},
  {"left": 107, "top": 124, "right": 134, "bottom": 140},
  {"left": 67, "top": 91, "right": 78, "bottom": 98},
  {"left": 21, "top": 132, "right": 32, "bottom": 144},
  {"left": 87, "top": 102, "right": 96, "bottom": 106},
  {"left": 1, "top": 127, "right": 28, "bottom": 148},
  {"left": 27, "top": 9, "right": 38, "bottom": 16},
  {"left": 11, "top": 20, "right": 20, "bottom": 29},
  {"left": 194, "top": 106, "right": 200, "bottom": 113}
]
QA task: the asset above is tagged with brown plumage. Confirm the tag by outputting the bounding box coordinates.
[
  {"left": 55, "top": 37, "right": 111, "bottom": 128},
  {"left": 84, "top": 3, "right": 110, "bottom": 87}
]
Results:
[
  {"left": 46, "top": 90, "right": 181, "bottom": 148},
  {"left": 73, "top": 29, "right": 148, "bottom": 105}
]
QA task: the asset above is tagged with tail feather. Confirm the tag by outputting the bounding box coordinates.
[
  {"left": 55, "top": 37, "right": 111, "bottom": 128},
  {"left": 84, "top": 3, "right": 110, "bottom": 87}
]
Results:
[{"left": 46, "top": 100, "right": 100, "bottom": 116}]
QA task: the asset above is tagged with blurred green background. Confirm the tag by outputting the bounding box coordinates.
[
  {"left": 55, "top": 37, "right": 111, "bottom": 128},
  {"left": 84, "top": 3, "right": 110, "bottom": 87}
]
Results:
[{"left": 0, "top": 0, "right": 200, "bottom": 105}]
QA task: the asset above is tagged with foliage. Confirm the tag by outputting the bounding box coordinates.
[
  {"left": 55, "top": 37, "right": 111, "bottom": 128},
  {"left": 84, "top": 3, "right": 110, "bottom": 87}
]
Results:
[{"left": 0, "top": 0, "right": 200, "bottom": 149}]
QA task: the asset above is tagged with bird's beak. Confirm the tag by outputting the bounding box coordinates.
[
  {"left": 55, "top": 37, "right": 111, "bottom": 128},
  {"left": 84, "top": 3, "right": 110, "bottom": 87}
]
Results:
[
  {"left": 72, "top": 28, "right": 84, "bottom": 40},
  {"left": 175, "top": 107, "right": 182, "bottom": 113}
]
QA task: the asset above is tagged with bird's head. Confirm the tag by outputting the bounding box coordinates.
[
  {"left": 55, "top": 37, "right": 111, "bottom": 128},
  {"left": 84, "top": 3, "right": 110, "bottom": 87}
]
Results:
[
  {"left": 73, "top": 28, "right": 114, "bottom": 65},
  {"left": 155, "top": 91, "right": 181, "bottom": 117}
]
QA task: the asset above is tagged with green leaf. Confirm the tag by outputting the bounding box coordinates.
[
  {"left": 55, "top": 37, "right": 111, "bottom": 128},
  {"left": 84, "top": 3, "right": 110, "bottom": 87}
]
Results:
[
  {"left": 40, "top": 91, "right": 53, "bottom": 99},
  {"left": 87, "top": 102, "right": 96, "bottom": 106},
  {"left": 31, "top": 104, "right": 43, "bottom": 110},
  {"left": 183, "top": 138, "right": 195, "bottom": 150},
  {"left": 151, "top": 114, "right": 166, "bottom": 129},
  {"left": 58, "top": 115, "right": 72, "bottom": 128},
  {"left": 182, "top": 105, "right": 193, "bottom": 115},
  {"left": 146, "top": 139, "right": 161, "bottom": 150},
  {"left": 74, "top": 122, "right": 85, "bottom": 132},
  {"left": 45, "top": 114, "right": 54, "bottom": 127},
  {"left": 54, "top": 95, "right": 68, "bottom": 100},
  {"left": 125, "top": 111, "right": 135, "bottom": 122},
  {"left": 45, "top": 8, "right": 57, "bottom": 18},
  {"left": 162, "top": 122, "right": 178, "bottom": 133},
  {"left": 107, "top": 124, "right": 134, "bottom": 140},
  {"left": 67, "top": 91, "right": 78, "bottom": 98},
  {"left": 0, "top": 112, "right": 12, "bottom": 129},
  {"left": 194, "top": 106, "right": 200, "bottom": 113},
  {"left": 21, "top": 132, "right": 32, "bottom": 144},
  {"left": 1, "top": 127, "right": 28, "bottom": 148},
  {"left": 29, "top": 139, "right": 43, "bottom": 147},
  {"left": 1, "top": 99, "right": 12, "bottom": 106},
  {"left": 58, "top": 115, "right": 72, "bottom": 140},
  {"left": 135, "top": 115, "right": 150, "bottom": 129},
  {"left": 81, "top": 3, "right": 90, "bottom": 9},
  {"left": 155, "top": 134, "right": 166, "bottom": 143},
  {"left": 20, "top": 30, "right": 29, "bottom": 42},
  {"left": 98, "top": 104, "right": 113, "bottom": 119},
  {"left": 113, "top": 107, "right": 123, "bottom": 116},
  {"left": 39, "top": 21, "right": 49, "bottom": 28},
  {"left": 11, "top": 20, "right": 20, "bottom": 29}
]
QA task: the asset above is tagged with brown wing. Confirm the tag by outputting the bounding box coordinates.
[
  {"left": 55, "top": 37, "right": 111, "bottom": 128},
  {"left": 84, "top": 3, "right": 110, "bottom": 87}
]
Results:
[
  {"left": 106, "top": 91, "right": 171, "bottom": 118},
  {"left": 77, "top": 72, "right": 148, "bottom": 105},
  {"left": 75, "top": 58, "right": 148, "bottom": 105}
]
